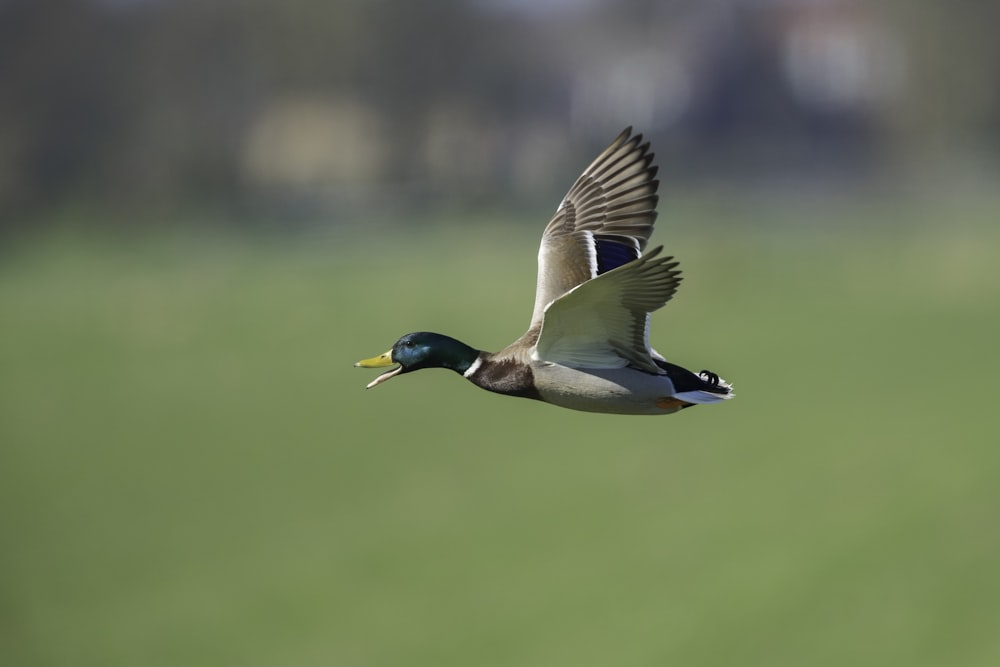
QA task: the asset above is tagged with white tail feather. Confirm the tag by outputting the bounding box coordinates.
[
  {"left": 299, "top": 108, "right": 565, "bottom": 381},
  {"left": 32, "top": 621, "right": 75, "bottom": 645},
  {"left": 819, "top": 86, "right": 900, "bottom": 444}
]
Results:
[{"left": 675, "top": 378, "right": 734, "bottom": 404}]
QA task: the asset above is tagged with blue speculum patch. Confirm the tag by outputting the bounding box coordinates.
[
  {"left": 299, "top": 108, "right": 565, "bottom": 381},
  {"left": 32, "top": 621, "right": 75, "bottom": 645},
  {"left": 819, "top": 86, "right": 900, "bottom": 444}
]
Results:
[{"left": 595, "top": 239, "right": 638, "bottom": 275}]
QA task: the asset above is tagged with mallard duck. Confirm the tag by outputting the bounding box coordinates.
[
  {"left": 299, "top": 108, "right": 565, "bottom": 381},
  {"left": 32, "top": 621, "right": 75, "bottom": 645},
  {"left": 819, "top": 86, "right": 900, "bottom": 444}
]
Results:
[{"left": 356, "top": 128, "right": 732, "bottom": 415}]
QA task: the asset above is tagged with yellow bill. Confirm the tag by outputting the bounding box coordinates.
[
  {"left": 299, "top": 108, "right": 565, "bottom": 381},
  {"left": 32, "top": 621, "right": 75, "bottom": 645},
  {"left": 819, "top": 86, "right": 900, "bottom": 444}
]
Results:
[
  {"left": 354, "top": 349, "right": 402, "bottom": 389},
  {"left": 355, "top": 350, "right": 394, "bottom": 368}
]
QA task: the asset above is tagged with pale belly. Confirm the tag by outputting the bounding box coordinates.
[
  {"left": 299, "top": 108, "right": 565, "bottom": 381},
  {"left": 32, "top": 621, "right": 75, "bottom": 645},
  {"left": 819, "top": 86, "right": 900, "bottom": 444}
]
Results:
[{"left": 531, "top": 363, "right": 685, "bottom": 415}]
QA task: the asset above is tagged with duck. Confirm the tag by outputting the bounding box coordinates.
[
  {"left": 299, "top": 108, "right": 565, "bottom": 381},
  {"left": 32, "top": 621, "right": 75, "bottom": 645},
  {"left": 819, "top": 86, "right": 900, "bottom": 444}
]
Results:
[{"left": 355, "top": 127, "right": 732, "bottom": 415}]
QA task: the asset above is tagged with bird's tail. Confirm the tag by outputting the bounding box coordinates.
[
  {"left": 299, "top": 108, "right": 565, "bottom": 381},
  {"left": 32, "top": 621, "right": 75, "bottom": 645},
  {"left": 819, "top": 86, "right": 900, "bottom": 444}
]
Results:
[
  {"left": 674, "top": 374, "right": 733, "bottom": 404},
  {"left": 653, "top": 356, "right": 734, "bottom": 404}
]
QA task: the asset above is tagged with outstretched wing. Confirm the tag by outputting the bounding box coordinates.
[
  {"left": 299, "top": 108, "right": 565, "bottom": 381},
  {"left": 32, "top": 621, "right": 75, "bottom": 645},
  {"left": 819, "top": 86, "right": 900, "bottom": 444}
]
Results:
[
  {"left": 532, "top": 246, "right": 682, "bottom": 373},
  {"left": 528, "top": 127, "right": 659, "bottom": 329}
]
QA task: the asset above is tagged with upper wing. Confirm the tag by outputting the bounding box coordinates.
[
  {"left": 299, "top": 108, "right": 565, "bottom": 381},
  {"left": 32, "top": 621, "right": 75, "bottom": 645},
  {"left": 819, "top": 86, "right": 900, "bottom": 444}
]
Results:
[
  {"left": 528, "top": 127, "right": 659, "bottom": 329},
  {"left": 532, "top": 246, "right": 682, "bottom": 373}
]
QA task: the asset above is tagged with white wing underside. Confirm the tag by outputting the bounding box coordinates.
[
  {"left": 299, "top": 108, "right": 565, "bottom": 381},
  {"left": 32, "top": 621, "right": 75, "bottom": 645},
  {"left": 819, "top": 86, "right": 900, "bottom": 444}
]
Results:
[{"left": 533, "top": 247, "right": 681, "bottom": 374}]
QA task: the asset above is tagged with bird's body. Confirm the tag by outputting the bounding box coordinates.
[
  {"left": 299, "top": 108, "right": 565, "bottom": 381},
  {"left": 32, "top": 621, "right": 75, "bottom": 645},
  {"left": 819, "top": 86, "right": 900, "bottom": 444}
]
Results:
[
  {"left": 475, "top": 360, "right": 711, "bottom": 416},
  {"left": 356, "top": 128, "right": 733, "bottom": 415}
]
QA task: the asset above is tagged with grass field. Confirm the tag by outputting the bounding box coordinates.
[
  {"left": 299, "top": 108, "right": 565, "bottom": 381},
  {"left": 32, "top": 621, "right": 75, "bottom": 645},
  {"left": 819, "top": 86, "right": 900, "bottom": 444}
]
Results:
[{"left": 2, "top": 197, "right": 999, "bottom": 666}]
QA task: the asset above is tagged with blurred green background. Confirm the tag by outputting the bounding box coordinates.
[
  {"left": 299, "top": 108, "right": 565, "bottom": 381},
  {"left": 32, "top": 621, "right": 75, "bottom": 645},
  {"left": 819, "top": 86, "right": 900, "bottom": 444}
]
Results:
[{"left": 3, "top": 1, "right": 1000, "bottom": 666}]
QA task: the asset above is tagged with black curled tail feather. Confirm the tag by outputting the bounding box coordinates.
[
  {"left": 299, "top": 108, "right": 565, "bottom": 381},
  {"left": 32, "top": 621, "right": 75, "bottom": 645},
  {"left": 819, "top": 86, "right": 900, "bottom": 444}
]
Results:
[{"left": 654, "top": 358, "right": 731, "bottom": 395}]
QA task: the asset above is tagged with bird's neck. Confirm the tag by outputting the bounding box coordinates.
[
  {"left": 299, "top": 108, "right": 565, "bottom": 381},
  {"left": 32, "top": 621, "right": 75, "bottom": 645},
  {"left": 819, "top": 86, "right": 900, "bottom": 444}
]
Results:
[{"left": 437, "top": 337, "right": 482, "bottom": 375}]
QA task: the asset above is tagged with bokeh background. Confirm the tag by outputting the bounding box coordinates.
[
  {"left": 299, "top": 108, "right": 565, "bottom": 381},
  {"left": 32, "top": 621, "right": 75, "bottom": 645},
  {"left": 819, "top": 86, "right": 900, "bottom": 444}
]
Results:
[{"left": 3, "top": 1, "right": 999, "bottom": 665}]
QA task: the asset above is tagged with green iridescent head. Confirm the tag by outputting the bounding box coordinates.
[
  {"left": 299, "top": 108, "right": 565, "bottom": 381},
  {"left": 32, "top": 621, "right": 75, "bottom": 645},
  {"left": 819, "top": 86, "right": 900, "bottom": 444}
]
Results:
[{"left": 355, "top": 332, "right": 479, "bottom": 388}]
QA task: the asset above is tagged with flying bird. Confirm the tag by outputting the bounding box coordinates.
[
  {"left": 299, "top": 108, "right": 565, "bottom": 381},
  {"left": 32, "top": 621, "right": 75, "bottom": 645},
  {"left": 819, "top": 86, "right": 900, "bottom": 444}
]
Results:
[{"left": 356, "top": 128, "right": 732, "bottom": 415}]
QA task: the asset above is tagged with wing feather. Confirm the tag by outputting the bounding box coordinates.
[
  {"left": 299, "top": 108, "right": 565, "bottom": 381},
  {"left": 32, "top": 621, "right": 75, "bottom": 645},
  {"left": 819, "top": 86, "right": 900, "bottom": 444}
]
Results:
[
  {"left": 533, "top": 247, "right": 682, "bottom": 373},
  {"left": 529, "top": 127, "right": 659, "bottom": 328}
]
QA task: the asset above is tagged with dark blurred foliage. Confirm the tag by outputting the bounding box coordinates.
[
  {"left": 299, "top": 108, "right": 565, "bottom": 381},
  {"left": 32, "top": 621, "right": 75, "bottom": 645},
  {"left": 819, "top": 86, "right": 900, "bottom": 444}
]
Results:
[{"left": 1, "top": 0, "right": 998, "bottom": 228}]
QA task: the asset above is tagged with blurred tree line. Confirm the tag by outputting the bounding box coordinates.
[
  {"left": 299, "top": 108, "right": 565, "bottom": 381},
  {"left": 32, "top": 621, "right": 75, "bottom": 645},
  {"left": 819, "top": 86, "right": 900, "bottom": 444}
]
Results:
[{"left": 1, "top": 0, "right": 998, "bottom": 229}]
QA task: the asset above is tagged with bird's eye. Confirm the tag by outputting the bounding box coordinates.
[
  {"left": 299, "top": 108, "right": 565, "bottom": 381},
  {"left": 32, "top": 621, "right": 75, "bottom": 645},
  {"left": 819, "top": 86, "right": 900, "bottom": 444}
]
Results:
[{"left": 404, "top": 340, "right": 415, "bottom": 348}]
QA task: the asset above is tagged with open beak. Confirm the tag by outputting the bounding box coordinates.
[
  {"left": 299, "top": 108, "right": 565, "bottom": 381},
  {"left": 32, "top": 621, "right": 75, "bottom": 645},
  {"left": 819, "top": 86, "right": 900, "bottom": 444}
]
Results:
[{"left": 354, "top": 349, "right": 402, "bottom": 389}]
